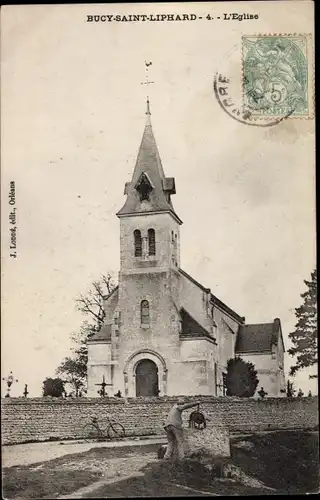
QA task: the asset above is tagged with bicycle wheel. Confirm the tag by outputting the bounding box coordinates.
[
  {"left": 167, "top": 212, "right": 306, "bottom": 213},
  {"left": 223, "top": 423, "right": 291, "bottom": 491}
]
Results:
[
  {"left": 107, "top": 422, "right": 125, "bottom": 440},
  {"left": 82, "top": 423, "right": 102, "bottom": 442}
]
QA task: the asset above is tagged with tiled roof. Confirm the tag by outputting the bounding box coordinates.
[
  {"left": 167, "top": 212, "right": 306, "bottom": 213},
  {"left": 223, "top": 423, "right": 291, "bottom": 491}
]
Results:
[
  {"left": 117, "top": 108, "right": 182, "bottom": 224},
  {"left": 180, "top": 308, "right": 216, "bottom": 343},
  {"left": 87, "top": 324, "right": 112, "bottom": 342},
  {"left": 235, "top": 320, "right": 280, "bottom": 353}
]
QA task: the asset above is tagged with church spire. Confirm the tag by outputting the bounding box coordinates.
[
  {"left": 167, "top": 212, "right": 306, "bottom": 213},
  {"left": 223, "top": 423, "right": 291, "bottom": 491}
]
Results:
[
  {"left": 145, "top": 97, "right": 152, "bottom": 127},
  {"left": 117, "top": 101, "right": 182, "bottom": 224}
]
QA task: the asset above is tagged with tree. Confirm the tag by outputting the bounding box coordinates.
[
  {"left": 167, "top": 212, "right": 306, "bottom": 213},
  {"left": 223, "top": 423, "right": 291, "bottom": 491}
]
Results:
[
  {"left": 56, "top": 358, "right": 86, "bottom": 397},
  {"left": 43, "top": 377, "right": 65, "bottom": 397},
  {"left": 75, "top": 273, "right": 116, "bottom": 331},
  {"left": 288, "top": 269, "right": 317, "bottom": 378},
  {"left": 286, "top": 379, "right": 296, "bottom": 398},
  {"left": 225, "top": 357, "right": 259, "bottom": 397},
  {"left": 56, "top": 273, "right": 116, "bottom": 395}
]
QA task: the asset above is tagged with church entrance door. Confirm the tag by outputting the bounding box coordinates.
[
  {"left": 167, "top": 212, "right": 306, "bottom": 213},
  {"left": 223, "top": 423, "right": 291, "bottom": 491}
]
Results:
[{"left": 135, "top": 359, "right": 159, "bottom": 397}]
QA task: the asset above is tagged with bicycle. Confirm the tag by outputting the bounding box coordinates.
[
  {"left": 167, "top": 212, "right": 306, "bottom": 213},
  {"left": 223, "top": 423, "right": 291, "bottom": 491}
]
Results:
[{"left": 82, "top": 416, "right": 125, "bottom": 442}]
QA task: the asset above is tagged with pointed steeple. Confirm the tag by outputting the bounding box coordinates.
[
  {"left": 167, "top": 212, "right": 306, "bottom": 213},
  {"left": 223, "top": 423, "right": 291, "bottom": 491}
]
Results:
[
  {"left": 117, "top": 100, "right": 182, "bottom": 224},
  {"left": 145, "top": 97, "right": 151, "bottom": 126}
]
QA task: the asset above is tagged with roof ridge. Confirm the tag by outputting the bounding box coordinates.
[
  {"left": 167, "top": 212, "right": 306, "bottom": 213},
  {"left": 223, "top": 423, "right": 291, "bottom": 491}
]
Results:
[
  {"left": 179, "top": 268, "right": 244, "bottom": 323},
  {"left": 102, "top": 285, "right": 119, "bottom": 301},
  {"left": 241, "top": 322, "right": 274, "bottom": 327}
]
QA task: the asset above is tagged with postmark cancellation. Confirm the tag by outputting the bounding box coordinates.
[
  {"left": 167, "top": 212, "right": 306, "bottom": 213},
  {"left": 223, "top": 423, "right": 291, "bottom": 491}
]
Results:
[{"left": 242, "top": 34, "right": 314, "bottom": 119}]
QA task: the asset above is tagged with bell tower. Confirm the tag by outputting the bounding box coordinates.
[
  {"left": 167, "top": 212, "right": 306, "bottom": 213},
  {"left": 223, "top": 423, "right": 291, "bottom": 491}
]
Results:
[
  {"left": 114, "top": 98, "right": 183, "bottom": 397},
  {"left": 116, "top": 99, "right": 182, "bottom": 274}
]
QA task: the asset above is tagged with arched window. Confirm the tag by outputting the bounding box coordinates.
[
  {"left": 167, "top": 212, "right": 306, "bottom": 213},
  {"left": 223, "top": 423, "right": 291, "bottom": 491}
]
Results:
[
  {"left": 134, "top": 230, "right": 142, "bottom": 257},
  {"left": 141, "top": 300, "right": 150, "bottom": 324},
  {"left": 148, "top": 228, "right": 156, "bottom": 256}
]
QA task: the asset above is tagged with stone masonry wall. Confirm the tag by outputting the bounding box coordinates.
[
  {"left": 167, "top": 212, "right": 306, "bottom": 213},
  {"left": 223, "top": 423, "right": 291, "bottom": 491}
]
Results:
[
  {"left": 1, "top": 396, "right": 318, "bottom": 445},
  {"left": 185, "top": 427, "right": 231, "bottom": 457}
]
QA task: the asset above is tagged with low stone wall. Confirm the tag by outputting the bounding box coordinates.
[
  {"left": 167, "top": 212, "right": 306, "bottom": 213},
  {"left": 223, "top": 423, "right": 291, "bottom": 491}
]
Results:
[
  {"left": 186, "top": 426, "right": 230, "bottom": 457},
  {"left": 1, "top": 396, "right": 318, "bottom": 445}
]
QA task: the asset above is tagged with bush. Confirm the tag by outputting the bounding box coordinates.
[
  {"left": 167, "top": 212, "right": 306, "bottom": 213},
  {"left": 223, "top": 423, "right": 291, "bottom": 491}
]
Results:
[
  {"left": 42, "top": 377, "right": 65, "bottom": 397},
  {"left": 226, "top": 357, "right": 259, "bottom": 397}
]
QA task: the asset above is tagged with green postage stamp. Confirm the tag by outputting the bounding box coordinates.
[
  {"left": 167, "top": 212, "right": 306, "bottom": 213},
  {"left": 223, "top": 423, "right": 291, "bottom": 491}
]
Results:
[{"left": 242, "top": 35, "right": 314, "bottom": 119}]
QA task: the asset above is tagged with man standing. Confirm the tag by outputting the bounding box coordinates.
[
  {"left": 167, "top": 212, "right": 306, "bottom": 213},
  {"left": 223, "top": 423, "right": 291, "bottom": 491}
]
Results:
[{"left": 163, "top": 400, "right": 201, "bottom": 460}]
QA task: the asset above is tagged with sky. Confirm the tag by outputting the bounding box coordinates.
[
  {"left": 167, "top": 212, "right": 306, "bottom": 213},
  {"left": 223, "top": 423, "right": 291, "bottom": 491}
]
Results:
[{"left": 1, "top": 2, "right": 316, "bottom": 397}]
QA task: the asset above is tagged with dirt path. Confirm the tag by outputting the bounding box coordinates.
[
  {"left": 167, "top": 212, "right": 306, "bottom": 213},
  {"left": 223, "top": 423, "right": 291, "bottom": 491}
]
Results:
[
  {"left": 3, "top": 439, "right": 282, "bottom": 498},
  {"left": 3, "top": 441, "right": 219, "bottom": 498},
  {"left": 57, "top": 449, "right": 160, "bottom": 499},
  {"left": 3, "top": 443, "right": 169, "bottom": 499},
  {"left": 2, "top": 437, "right": 166, "bottom": 468},
  {"left": 60, "top": 475, "right": 216, "bottom": 499}
]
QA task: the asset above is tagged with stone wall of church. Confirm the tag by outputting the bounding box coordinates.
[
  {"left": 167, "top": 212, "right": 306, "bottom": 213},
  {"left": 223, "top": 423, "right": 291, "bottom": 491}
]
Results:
[
  {"left": 116, "top": 269, "right": 181, "bottom": 397},
  {"left": 213, "top": 307, "right": 240, "bottom": 394},
  {"left": 87, "top": 342, "right": 113, "bottom": 397},
  {"left": 240, "top": 352, "right": 286, "bottom": 397},
  {"left": 119, "top": 212, "right": 180, "bottom": 272},
  {"left": 213, "top": 307, "right": 239, "bottom": 367},
  {"left": 178, "top": 271, "right": 243, "bottom": 396},
  {"left": 178, "top": 338, "right": 217, "bottom": 395},
  {"left": 2, "top": 396, "right": 318, "bottom": 445},
  {"left": 179, "top": 272, "right": 213, "bottom": 332}
]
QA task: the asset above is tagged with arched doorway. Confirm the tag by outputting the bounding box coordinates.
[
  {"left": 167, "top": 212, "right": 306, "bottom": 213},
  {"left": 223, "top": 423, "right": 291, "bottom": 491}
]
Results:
[
  {"left": 123, "top": 349, "right": 167, "bottom": 397},
  {"left": 135, "top": 359, "right": 159, "bottom": 396}
]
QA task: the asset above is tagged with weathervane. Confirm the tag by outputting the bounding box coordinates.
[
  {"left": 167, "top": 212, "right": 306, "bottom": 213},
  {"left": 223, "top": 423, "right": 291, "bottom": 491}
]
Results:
[
  {"left": 2, "top": 371, "right": 19, "bottom": 398},
  {"left": 141, "top": 61, "right": 155, "bottom": 106}
]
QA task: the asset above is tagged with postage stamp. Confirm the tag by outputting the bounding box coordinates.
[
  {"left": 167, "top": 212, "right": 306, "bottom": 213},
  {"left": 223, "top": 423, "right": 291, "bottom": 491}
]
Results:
[{"left": 242, "top": 35, "right": 314, "bottom": 119}]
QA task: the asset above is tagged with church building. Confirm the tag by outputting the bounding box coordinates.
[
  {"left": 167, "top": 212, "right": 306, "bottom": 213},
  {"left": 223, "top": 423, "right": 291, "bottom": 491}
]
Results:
[{"left": 87, "top": 101, "right": 286, "bottom": 398}]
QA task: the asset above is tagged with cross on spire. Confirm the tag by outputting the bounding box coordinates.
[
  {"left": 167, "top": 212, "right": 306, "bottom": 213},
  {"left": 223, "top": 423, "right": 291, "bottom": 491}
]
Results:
[
  {"left": 141, "top": 61, "right": 154, "bottom": 122},
  {"left": 117, "top": 63, "right": 182, "bottom": 225},
  {"left": 140, "top": 61, "right": 154, "bottom": 88}
]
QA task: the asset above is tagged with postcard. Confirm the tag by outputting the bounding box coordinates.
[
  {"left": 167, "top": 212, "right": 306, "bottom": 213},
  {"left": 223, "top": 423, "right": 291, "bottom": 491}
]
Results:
[{"left": 1, "top": 2, "right": 317, "bottom": 497}]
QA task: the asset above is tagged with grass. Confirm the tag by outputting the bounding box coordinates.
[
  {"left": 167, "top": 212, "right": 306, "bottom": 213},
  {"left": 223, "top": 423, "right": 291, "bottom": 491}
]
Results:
[
  {"left": 231, "top": 430, "right": 319, "bottom": 494},
  {"left": 85, "top": 459, "right": 276, "bottom": 498},
  {"left": 85, "top": 470, "right": 269, "bottom": 497},
  {"left": 2, "top": 469, "right": 102, "bottom": 499},
  {"left": 2, "top": 431, "right": 319, "bottom": 498}
]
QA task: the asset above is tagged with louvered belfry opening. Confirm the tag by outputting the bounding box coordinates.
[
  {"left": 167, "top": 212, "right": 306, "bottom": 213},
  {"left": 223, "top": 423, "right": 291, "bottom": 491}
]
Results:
[
  {"left": 116, "top": 99, "right": 182, "bottom": 226},
  {"left": 148, "top": 228, "right": 156, "bottom": 256},
  {"left": 136, "top": 173, "right": 153, "bottom": 201},
  {"left": 134, "top": 229, "right": 142, "bottom": 256}
]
